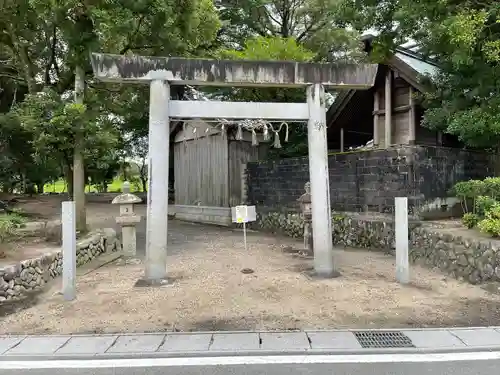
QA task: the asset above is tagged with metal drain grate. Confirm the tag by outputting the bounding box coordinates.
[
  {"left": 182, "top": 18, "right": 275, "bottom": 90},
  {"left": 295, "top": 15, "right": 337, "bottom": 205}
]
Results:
[{"left": 353, "top": 331, "right": 415, "bottom": 348}]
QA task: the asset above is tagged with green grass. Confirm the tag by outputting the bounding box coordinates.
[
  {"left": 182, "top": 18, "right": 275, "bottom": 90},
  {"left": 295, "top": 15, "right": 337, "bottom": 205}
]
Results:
[
  {"left": 44, "top": 178, "right": 144, "bottom": 194},
  {"left": 0, "top": 212, "right": 26, "bottom": 226},
  {"left": 44, "top": 179, "right": 67, "bottom": 193},
  {"left": 0, "top": 213, "right": 27, "bottom": 242}
]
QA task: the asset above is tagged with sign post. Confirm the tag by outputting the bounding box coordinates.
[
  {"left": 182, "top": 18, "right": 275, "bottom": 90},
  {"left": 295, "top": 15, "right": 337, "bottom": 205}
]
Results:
[
  {"left": 395, "top": 197, "right": 410, "bottom": 284},
  {"left": 231, "top": 205, "right": 257, "bottom": 251}
]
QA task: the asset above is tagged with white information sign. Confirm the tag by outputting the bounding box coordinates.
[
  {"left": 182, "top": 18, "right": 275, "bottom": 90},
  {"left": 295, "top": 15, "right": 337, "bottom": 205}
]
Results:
[
  {"left": 231, "top": 205, "right": 256, "bottom": 224},
  {"left": 231, "top": 205, "right": 257, "bottom": 251}
]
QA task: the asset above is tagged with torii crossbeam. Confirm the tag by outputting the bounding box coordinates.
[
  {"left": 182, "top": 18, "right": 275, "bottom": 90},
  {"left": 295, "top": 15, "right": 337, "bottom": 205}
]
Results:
[{"left": 90, "top": 53, "right": 378, "bottom": 285}]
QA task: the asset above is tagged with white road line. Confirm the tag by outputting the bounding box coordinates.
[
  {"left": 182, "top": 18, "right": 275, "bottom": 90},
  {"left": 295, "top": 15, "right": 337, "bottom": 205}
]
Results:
[{"left": 1, "top": 351, "right": 500, "bottom": 369}]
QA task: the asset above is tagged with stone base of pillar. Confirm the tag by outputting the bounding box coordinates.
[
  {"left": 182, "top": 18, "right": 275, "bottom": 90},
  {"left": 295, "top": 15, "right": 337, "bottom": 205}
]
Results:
[
  {"left": 304, "top": 269, "right": 342, "bottom": 279},
  {"left": 134, "top": 277, "right": 174, "bottom": 288}
]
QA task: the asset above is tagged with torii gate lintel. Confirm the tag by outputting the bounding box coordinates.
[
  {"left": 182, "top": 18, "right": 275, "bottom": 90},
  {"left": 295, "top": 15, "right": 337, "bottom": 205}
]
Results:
[
  {"left": 91, "top": 53, "right": 377, "bottom": 88},
  {"left": 90, "top": 53, "right": 377, "bottom": 284}
]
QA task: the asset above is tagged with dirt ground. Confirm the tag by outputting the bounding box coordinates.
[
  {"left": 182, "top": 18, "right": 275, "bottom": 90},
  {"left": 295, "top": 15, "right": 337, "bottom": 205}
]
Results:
[
  {"left": 1, "top": 195, "right": 123, "bottom": 265},
  {"left": 0, "top": 237, "right": 59, "bottom": 268},
  {"left": 11, "top": 194, "right": 130, "bottom": 227},
  {"left": 2, "top": 195, "right": 500, "bottom": 334},
  {"left": 2, "top": 223, "right": 500, "bottom": 334}
]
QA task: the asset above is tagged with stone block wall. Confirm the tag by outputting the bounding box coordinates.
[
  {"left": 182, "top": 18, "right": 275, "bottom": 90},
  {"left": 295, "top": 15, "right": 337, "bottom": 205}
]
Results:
[
  {"left": 0, "top": 228, "right": 120, "bottom": 302},
  {"left": 246, "top": 145, "right": 493, "bottom": 214},
  {"left": 251, "top": 211, "right": 500, "bottom": 285}
]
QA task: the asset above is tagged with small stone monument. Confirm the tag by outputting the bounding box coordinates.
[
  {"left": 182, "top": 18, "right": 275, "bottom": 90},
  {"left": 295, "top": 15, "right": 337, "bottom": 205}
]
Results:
[
  {"left": 297, "top": 181, "right": 313, "bottom": 255},
  {"left": 112, "top": 181, "right": 142, "bottom": 258}
]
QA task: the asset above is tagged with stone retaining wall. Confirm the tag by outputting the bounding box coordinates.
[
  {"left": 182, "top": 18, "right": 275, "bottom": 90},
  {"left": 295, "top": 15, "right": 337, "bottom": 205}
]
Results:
[
  {"left": 252, "top": 211, "right": 500, "bottom": 285},
  {"left": 0, "top": 228, "right": 120, "bottom": 302}
]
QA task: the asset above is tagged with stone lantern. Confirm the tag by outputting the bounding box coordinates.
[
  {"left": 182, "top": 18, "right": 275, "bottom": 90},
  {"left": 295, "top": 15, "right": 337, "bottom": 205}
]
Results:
[
  {"left": 112, "top": 181, "right": 142, "bottom": 258},
  {"left": 297, "top": 181, "right": 313, "bottom": 254}
]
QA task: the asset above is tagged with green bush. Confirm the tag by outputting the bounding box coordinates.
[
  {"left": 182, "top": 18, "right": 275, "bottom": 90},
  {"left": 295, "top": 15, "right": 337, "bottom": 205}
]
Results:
[
  {"left": 486, "top": 203, "right": 500, "bottom": 219},
  {"left": 0, "top": 213, "right": 26, "bottom": 243},
  {"left": 451, "top": 179, "right": 486, "bottom": 213},
  {"left": 452, "top": 179, "right": 485, "bottom": 198},
  {"left": 462, "top": 213, "right": 480, "bottom": 228},
  {"left": 478, "top": 203, "right": 500, "bottom": 237},
  {"left": 475, "top": 195, "right": 498, "bottom": 216},
  {"left": 332, "top": 214, "right": 346, "bottom": 222},
  {"left": 478, "top": 217, "right": 500, "bottom": 237},
  {"left": 449, "top": 177, "right": 500, "bottom": 236},
  {"left": 483, "top": 177, "right": 500, "bottom": 199}
]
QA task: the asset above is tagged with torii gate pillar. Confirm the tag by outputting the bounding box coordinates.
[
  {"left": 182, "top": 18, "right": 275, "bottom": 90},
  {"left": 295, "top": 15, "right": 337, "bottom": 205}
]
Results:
[
  {"left": 307, "top": 84, "right": 336, "bottom": 277},
  {"left": 90, "top": 53, "right": 377, "bottom": 284},
  {"left": 145, "top": 80, "right": 170, "bottom": 282}
]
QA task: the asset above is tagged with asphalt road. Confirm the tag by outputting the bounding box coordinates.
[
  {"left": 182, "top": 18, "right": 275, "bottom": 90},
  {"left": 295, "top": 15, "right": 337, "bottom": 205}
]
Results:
[
  {"left": 2, "top": 353, "right": 500, "bottom": 375},
  {"left": 2, "top": 361, "right": 500, "bottom": 375}
]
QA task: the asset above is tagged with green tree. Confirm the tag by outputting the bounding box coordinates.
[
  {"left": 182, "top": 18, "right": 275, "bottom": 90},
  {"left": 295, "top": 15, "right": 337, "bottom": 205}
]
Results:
[
  {"left": 216, "top": 36, "right": 317, "bottom": 157},
  {"left": 0, "top": 0, "right": 221, "bottom": 229},
  {"left": 418, "top": 6, "right": 500, "bottom": 150},
  {"left": 0, "top": 101, "right": 61, "bottom": 195},
  {"left": 215, "top": 0, "right": 363, "bottom": 62},
  {"left": 86, "top": 150, "right": 122, "bottom": 193},
  {"left": 13, "top": 88, "right": 120, "bottom": 194},
  {"left": 350, "top": 0, "right": 500, "bottom": 151},
  {"left": 128, "top": 136, "right": 149, "bottom": 193}
]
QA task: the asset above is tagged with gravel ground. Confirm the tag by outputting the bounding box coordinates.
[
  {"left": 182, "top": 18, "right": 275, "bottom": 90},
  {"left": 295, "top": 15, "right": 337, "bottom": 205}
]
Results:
[{"left": 2, "top": 222, "right": 500, "bottom": 334}]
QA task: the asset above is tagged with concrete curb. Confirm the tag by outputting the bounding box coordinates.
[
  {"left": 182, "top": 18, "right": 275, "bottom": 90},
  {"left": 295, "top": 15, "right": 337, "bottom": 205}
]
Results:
[
  {"left": 2, "top": 345, "right": 500, "bottom": 362},
  {"left": 2, "top": 327, "right": 500, "bottom": 361}
]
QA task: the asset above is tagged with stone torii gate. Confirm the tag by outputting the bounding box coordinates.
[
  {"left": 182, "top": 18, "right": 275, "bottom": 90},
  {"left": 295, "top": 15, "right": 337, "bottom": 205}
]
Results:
[{"left": 90, "top": 53, "right": 377, "bottom": 285}]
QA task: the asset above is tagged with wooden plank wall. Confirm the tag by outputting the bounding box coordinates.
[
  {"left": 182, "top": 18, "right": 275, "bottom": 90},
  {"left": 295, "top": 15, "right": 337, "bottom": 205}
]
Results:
[
  {"left": 375, "top": 76, "right": 412, "bottom": 146},
  {"left": 376, "top": 111, "right": 386, "bottom": 148},
  {"left": 227, "top": 140, "right": 265, "bottom": 207},
  {"left": 174, "top": 134, "right": 229, "bottom": 207},
  {"left": 392, "top": 77, "right": 411, "bottom": 144}
]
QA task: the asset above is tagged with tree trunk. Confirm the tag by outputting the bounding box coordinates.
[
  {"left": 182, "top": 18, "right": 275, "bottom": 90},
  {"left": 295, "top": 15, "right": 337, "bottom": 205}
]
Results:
[
  {"left": 73, "top": 65, "right": 87, "bottom": 232},
  {"left": 140, "top": 161, "right": 148, "bottom": 192},
  {"left": 36, "top": 182, "right": 44, "bottom": 194},
  {"left": 64, "top": 163, "right": 74, "bottom": 196},
  {"left": 26, "top": 183, "right": 36, "bottom": 197},
  {"left": 122, "top": 166, "right": 129, "bottom": 181},
  {"left": 20, "top": 172, "right": 27, "bottom": 194},
  {"left": 495, "top": 144, "right": 500, "bottom": 177}
]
